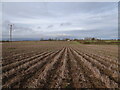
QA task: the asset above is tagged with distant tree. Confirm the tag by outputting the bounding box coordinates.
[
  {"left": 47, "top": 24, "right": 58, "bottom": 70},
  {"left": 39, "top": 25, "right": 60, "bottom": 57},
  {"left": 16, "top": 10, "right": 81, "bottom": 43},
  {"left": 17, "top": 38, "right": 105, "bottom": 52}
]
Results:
[
  {"left": 91, "top": 38, "right": 95, "bottom": 40},
  {"left": 64, "top": 38, "right": 70, "bottom": 41},
  {"left": 2, "top": 40, "right": 9, "bottom": 42},
  {"left": 74, "top": 39, "right": 78, "bottom": 41},
  {"left": 48, "top": 38, "right": 54, "bottom": 41}
]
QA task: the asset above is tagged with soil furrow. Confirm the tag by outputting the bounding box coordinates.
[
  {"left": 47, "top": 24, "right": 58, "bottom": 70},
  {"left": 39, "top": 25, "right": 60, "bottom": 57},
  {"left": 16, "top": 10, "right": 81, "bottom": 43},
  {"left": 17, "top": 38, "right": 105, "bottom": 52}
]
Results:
[
  {"left": 2, "top": 41, "right": 118, "bottom": 88},
  {"left": 17, "top": 47, "right": 65, "bottom": 88},
  {"left": 2, "top": 50, "right": 58, "bottom": 85},
  {"left": 70, "top": 48, "right": 118, "bottom": 88},
  {"left": 23, "top": 48, "right": 66, "bottom": 88},
  {"left": 68, "top": 48, "right": 95, "bottom": 88},
  {"left": 2, "top": 50, "right": 52, "bottom": 73},
  {"left": 74, "top": 47, "right": 118, "bottom": 65},
  {"left": 45, "top": 48, "right": 72, "bottom": 88},
  {"left": 74, "top": 48, "right": 118, "bottom": 72},
  {"left": 72, "top": 48, "right": 118, "bottom": 84},
  {"left": 2, "top": 48, "right": 63, "bottom": 88}
]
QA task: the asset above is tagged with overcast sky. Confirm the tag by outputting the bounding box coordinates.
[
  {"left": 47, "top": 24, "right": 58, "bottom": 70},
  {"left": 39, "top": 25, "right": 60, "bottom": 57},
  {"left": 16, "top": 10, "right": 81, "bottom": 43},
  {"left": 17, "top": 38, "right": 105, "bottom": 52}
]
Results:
[{"left": 2, "top": 2, "right": 118, "bottom": 40}]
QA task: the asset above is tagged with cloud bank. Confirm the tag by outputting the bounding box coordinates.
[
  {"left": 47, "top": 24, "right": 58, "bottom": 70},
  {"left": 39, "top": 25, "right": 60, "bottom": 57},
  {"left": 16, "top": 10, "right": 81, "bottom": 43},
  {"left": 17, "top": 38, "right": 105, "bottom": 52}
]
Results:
[{"left": 2, "top": 2, "right": 118, "bottom": 40}]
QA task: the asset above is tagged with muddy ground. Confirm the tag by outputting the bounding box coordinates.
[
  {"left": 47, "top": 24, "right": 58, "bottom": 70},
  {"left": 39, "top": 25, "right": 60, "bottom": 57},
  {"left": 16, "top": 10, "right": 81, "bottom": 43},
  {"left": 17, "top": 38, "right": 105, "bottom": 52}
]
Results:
[{"left": 1, "top": 41, "right": 119, "bottom": 88}]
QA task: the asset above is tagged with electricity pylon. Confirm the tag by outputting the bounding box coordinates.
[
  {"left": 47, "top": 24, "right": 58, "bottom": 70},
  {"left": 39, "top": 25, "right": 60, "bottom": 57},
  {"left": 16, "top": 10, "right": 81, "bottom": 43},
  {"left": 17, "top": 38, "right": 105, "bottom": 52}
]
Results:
[{"left": 9, "top": 24, "right": 14, "bottom": 42}]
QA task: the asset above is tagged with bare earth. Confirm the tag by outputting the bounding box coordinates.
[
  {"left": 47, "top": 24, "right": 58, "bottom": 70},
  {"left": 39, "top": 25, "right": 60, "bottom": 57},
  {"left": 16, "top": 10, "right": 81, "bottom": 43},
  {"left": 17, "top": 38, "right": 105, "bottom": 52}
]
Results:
[{"left": 2, "top": 41, "right": 119, "bottom": 88}]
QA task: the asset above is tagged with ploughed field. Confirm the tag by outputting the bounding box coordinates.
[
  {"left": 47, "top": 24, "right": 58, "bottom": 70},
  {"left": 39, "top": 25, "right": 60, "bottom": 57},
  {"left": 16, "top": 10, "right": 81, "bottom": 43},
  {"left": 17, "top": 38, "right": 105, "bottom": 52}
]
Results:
[{"left": 2, "top": 41, "right": 119, "bottom": 88}]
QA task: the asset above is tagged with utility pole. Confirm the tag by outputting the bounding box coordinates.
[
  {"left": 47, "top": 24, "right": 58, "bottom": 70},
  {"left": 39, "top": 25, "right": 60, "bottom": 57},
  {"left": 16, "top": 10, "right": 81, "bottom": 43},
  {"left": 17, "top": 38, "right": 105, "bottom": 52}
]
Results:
[{"left": 9, "top": 24, "right": 14, "bottom": 42}]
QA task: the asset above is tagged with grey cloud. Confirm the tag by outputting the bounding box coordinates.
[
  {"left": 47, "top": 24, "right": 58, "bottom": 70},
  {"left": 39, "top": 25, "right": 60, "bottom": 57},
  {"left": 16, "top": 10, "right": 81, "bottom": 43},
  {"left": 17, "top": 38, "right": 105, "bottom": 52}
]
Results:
[
  {"left": 51, "top": 28, "right": 118, "bottom": 39},
  {"left": 37, "top": 26, "right": 41, "bottom": 29},
  {"left": 3, "top": 2, "right": 117, "bottom": 19},
  {"left": 2, "top": 2, "right": 118, "bottom": 40},
  {"left": 47, "top": 25, "right": 53, "bottom": 28},
  {"left": 60, "top": 22, "right": 71, "bottom": 26}
]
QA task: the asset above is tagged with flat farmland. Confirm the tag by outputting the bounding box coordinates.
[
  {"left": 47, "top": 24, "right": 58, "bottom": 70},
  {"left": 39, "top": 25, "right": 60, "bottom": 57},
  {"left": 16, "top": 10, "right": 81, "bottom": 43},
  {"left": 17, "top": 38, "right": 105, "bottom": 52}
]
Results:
[{"left": 2, "top": 41, "right": 119, "bottom": 88}]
